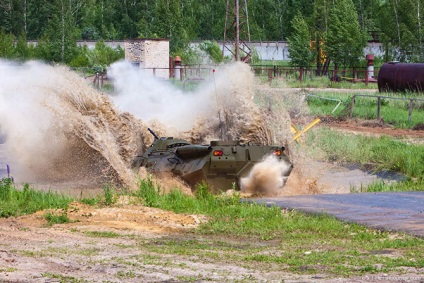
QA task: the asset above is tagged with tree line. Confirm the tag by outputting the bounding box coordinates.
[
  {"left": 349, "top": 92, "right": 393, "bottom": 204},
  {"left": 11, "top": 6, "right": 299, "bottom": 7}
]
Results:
[{"left": 0, "top": 0, "right": 423, "bottom": 67}]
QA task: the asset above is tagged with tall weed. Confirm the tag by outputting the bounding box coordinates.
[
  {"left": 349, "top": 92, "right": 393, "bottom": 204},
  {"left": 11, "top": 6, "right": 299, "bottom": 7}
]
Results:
[
  {"left": 0, "top": 178, "right": 73, "bottom": 217},
  {"left": 306, "top": 128, "right": 424, "bottom": 179}
]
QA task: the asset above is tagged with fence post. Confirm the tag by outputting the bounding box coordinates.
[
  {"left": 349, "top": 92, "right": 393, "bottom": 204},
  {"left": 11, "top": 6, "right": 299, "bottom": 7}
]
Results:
[
  {"left": 377, "top": 96, "right": 381, "bottom": 120},
  {"left": 299, "top": 67, "right": 303, "bottom": 82},
  {"left": 268, "top": 68, "right": 273, "bottom": 84},
  {"left": 350, "top": 96, "right": 356, "bottom": 118},
  {"left": 408, "top": 99, "right": 413, "bottom": 124},
  {"left": 365, "top": 69, "right": 369, "bottom": 86}
]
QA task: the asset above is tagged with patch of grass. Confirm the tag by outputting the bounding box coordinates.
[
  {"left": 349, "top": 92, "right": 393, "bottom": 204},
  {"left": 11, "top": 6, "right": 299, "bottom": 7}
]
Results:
[
  {"left": 44, "top": 212, "right": 71, "bottom": 226},
  {"left": 74, "top": 248, "right": 100, "bottom": 257},
  {"left": 306, "top": 92, "right": 424, "bottom": 129},
  {"left": 136, "top": 176, "right": 160, "bottom": 207},
  {"left": 304, "top": 127, "right": 424, "bottom": 180},
  {"left": 0, "top": 179, "right": 74, "bottom": 217},
  {"left": 285, "top": 74, "right": 378, "bottom": 89},
  {"left": 80, "top": 196, "right": 100, "bottom": 206},
  {"left": 0, "top": 267, "right": 17, "bottom": 272},
  {"left": 176, "top": 275, "right": 199, "bottom": 282},
  {"left": 41, "top": 272, "right": 86, "bottom": 283},
  {"left": 83, "top": 230, "right": 120, "bottom": 238},
  {"left": 102, "top": 184, "right": 117, "bottom": 206},
  {"left": 354, "top": 179, "right": 424, "bottom": 193},
  {"left": 116, "top": 270, "right": 137, "bottom": 279},
  {"left": 19, "top": 250, "right": 47, "bottom": 258}
]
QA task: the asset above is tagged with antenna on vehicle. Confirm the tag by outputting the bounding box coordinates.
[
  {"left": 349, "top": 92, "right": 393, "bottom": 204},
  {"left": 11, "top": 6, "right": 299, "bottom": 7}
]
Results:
[{"left": 212, "top": 69, "right": 224, "bottom": 140}]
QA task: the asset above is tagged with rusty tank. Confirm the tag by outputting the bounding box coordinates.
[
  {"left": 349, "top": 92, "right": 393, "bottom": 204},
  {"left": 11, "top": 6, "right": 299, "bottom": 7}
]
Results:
[
  {"left": 133, "top": 128, "right": 292, "bottom": 192},
  {"left": 378, "top": 62, "right": 424, "bottom": 92}
]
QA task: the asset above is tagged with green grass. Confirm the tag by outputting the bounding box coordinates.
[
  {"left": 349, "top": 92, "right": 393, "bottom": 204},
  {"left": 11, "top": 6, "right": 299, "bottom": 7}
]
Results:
[
  {"left": 304, "top": 127, "right": 424, "bottom": 180},
  {"left": 44, "top": 212, "right": 72, "bottom": 226},
  {"left": 0, "top": 179, "right": 74, "bottom": 217},
  {"left": 41, "top": 272, "right": 86, "bottom": 283},
  {"left": 288, "top": 75, "right": 378, "bottom": 89},
  {"left": 83, "top": 230, "right": 120, "bottom": 238},
  {"left": 306, "top": 92, "right": 424, "bottom": 129},
  {"left": 355, "top": 179, "right": 424, "bottom": 193}
]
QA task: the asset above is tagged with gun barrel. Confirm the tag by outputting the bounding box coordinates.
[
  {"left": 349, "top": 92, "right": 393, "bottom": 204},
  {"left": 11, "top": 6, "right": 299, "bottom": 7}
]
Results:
[
  {"left": 175, "top": 145, "right": 211, "bottom": 160},
  {"left": 148, "top": 128, "right": 159, "bottom": 140}
]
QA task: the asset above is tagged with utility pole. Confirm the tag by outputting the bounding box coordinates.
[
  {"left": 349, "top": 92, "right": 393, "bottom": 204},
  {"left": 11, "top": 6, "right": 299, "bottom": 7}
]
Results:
[{"left": 223, "top": 0, "right": 251, "bottom": 62}]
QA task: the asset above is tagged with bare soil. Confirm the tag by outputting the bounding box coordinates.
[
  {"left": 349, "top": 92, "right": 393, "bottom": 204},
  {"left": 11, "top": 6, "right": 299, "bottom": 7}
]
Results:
[
  {"left": 1, "top": 199, "right": 423, "bottom": 283},
  {"left": 319, "top": 116, "right": 424, "bottom": 142}
]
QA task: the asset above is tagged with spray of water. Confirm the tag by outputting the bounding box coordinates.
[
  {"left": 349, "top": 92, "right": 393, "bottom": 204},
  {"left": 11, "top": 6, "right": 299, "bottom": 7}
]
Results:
[
  {"left": 0, "top": 60, "right": 146, "bottom": 188},
  {"left": 240, "top": 155, "right": 292, "bottom": 196},
  {"left": 0, "top": 59, "right": 299, "bottom": 195}
]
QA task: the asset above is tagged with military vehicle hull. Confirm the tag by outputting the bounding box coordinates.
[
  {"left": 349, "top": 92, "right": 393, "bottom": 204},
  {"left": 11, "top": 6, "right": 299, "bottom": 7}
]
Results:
[{"left": 133, "top": 131, "right": 292, "bottom": 192}]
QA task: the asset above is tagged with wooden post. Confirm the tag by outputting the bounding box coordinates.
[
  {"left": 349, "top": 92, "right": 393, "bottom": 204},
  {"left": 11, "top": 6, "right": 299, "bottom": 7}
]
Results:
[
  {"left": 268, "top": 68, "right": 273, "bottom": 84},
  {"left": 350, "top": 96, "right": 356, "bottom": 118},
  {"left": 408, "top": 99, "right": 413, "bottom": 124},
  {"left": 377, "top": 96, "right": 381, "bottom": 120},
  {"left": 299, "top": 67, "right": 303, "bottom": 82},
  {"left": 365, "top": 69, "right": 369, "bottom": 86}
]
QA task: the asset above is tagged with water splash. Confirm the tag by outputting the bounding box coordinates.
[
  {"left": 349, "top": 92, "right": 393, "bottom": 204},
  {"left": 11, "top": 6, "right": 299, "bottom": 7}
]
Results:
[
  {"left": 240, "top": 155, "right": 292, "bottom": 196},
  {"left": 0, "top": 60, "right": 145, "bottom": 188},
  {"left": 0, "top": 60, "right": 294, "bottom": 194}
]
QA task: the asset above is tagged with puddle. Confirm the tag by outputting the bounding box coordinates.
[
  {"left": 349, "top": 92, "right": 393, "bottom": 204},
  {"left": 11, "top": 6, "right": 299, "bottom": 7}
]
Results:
[{"left": 345, "top": 163, "right": 408, "bottom": 182}]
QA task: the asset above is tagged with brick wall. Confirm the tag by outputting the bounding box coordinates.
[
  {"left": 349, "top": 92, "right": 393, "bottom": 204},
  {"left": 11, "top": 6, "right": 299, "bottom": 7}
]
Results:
[{"left": 124, "top": 39, "right": 169, "bottom": 79}]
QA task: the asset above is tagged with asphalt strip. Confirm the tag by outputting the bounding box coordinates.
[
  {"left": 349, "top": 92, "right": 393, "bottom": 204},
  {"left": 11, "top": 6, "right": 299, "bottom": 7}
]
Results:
[{"left": 248, "top": 192, "right": 424, "bottom": 237}]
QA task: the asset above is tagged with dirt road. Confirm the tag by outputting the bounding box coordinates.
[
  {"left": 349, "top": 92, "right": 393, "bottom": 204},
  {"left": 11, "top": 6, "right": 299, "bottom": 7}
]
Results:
[{"left": 1, "top": 201, "right": 423, "bottom": 283}]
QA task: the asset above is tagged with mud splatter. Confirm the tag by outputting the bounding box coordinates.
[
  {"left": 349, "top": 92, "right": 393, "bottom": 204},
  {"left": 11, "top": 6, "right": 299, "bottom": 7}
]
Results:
[
  {"left": 0, "top": 61, "right": 145, "bottom": 189},
  {"left": 0, "top": 60, "right": 298, "bottom": 195},
  {"left": 240, "top": 155, "right": 292, "bottom": 196}
]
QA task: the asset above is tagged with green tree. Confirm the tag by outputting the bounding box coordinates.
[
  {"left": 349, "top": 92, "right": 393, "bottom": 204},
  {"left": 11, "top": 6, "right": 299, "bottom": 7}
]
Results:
[
  {"left": 377, "top": 0, "right": 424, "bottom": 62},
  {"left": 287, "top": 13, "right": 314, "bottom": 68},
  {"left": 0, "top": 31, "right": 14, "bottom": 58},
  {"left": 325, "top": 0, "right": 366, "bottom": 69},
  {"left": 198, "top": 40, "right": 224, "bottom": 64},
  {"left": 152, "top": 0, "right": 189, "bottom": 53},
  {"left": 14, "top": 33, "right": 32, "bottom": 60}
]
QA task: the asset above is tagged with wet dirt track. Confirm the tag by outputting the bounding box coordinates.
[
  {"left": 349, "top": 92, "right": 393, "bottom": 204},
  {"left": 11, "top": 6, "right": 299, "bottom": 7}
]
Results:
[{"left": 250, "top": 192, "right": 424, "bottom": 237}]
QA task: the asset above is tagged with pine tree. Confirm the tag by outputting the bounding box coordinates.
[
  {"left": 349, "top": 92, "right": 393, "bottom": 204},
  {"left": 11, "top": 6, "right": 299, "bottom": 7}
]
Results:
[
  {"left": 325, "top": 0, "right": 366, "bottom": 69},
  {"left": 287, "top": 13, "right": 314, "bottom": 68}
]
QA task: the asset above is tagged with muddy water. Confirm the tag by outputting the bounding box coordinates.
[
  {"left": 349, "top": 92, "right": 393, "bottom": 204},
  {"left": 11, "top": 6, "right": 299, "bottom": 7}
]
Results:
[{"left": 0, "top": 62, "right": 148, "bottom": 189}]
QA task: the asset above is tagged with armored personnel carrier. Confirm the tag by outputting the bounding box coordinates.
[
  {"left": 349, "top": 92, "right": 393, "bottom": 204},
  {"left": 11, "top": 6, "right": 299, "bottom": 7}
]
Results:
[{"left": 133, "top": 129, "right": 292, "bottom": 192}]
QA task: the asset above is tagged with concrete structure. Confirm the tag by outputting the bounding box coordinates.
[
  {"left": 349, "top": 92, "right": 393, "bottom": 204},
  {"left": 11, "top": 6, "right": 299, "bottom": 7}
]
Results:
[
  {"left": 72, "top": 40, "right": 383, "bottom": 63},
  {"left": 124, "top": 38, "right": 170, "bottom": 79}
]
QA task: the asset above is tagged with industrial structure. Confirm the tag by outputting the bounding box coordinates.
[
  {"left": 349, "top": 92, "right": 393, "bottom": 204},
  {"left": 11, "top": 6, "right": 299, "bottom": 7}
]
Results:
[{"left": 223, "top": 0, "right": 252, "bottom": 62}]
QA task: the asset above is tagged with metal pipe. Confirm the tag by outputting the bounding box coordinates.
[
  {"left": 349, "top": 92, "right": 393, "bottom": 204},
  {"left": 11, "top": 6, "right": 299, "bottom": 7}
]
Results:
[{"left": 306, "top": 94, "right": 342, "bottom": 114}]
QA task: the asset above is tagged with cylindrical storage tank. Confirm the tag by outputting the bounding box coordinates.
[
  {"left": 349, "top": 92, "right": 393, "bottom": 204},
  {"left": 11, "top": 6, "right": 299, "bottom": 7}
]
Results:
[
  {"left": 366, "top": 54, "right": 374, "bottom": 79},
  {"left": 378, "top": 62, "right": 424, "bottom": 92}
]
